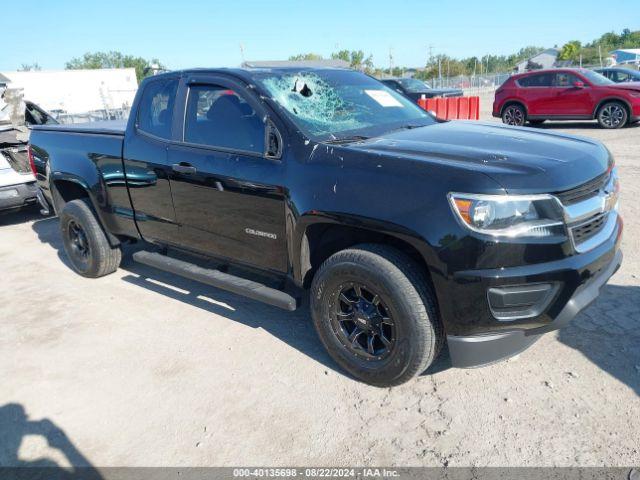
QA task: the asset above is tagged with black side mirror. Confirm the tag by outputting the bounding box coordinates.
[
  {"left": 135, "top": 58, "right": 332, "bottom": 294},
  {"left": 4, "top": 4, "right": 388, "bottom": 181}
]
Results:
[{"left": 265, "top": 120, "right": 283, "bottom": 160}]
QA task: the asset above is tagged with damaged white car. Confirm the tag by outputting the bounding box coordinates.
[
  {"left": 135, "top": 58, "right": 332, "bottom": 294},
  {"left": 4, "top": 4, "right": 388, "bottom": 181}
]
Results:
[{"left": 0, "top": 80, "right": 53, "bottom": 213}]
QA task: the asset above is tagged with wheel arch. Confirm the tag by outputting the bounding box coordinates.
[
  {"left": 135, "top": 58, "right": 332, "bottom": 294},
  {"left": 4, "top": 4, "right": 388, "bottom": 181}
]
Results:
[
  {"left": 51, "top": 174, "right": 121, "bottom": 246},
  {"left": 593, "top": 97, "right": 632, "bottom": 119},
  {"left": 500, "top": 100, "right": 528, "bottom": 117},
  {"left": 294, "top": 215, "right": 439, "bottom": 296}
]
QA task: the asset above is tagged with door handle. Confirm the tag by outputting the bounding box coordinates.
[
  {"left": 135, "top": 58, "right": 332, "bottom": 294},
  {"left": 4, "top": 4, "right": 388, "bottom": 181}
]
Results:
[{"left": 172, "top": 163, "right": 197, "bottom": 174}]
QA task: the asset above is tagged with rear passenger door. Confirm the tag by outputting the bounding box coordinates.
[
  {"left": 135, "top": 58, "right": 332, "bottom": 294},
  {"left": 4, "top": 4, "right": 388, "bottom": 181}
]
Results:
[
  {"left": 167, "top": 76, "right": 288, "bottom": 272},
  {"left": 517, "top": 73, "right": 554, "bottom": 115},
  {"left": 123, "top": 76, "right": 181, "bottom": 245}
]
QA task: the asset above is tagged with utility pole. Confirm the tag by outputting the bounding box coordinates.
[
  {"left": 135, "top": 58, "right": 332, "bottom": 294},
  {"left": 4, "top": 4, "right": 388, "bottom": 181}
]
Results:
[
  {"left": 239, "top": 43, "right": 246, "bottom": 64},
  {"left": 389, "top": 47, "right": 394, "bottom": 76},
  {"left": 598, "top": 45, "right": 603, "bottom": 67},
  {"left": 446, "top": 59, "right": 450, "bottom": 87}
]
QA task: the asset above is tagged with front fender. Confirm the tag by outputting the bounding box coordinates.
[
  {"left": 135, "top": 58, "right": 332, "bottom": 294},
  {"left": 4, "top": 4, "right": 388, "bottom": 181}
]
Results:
[{"left": 291, "top": 211, "right": 444, "bottom": 287}]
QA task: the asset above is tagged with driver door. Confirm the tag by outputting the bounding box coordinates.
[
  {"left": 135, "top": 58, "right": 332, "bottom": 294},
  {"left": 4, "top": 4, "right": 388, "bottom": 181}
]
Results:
[
  {"left": 550, "top": 73, "right": 593, "bottom": 116},
  {"left": 167, "top": 76, "right": 288, "bottom": 272}
]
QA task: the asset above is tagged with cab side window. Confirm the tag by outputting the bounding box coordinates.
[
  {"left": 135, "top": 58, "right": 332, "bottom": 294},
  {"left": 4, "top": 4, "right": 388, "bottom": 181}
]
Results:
[
  {"left": 137, "top": 78, "right": 179, "bottom": 139},
  {"left": 615, "top": 71, "right": 630, "bottom": 82},
  {"left": 518, "top": 73, "right": 553, "bottom": 88},
  {"left": 184, "top": 85, "right": 265, "bottom": 154},
  {"left": 553, "top": 73, "right": 579, "bottom": 87}
]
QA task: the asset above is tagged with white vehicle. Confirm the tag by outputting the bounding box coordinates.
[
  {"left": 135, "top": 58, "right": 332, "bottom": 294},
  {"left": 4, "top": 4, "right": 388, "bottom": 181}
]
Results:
[
  {"left": 0, "top": 83, "right": 55, "bottom": 213},
  {"left": 0, "top": 136, "right": 38, "bottom": 212}
]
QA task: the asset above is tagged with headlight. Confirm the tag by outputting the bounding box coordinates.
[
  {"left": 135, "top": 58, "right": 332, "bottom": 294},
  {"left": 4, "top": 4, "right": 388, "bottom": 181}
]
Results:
[{"left": 448, "top": 193, "right": 565, "bottom": 237}]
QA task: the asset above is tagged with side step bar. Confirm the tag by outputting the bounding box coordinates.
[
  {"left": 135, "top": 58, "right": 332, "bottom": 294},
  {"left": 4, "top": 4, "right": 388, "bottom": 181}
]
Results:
[{"left": 132, "top": 251, "right": 298, "bottom": 311}]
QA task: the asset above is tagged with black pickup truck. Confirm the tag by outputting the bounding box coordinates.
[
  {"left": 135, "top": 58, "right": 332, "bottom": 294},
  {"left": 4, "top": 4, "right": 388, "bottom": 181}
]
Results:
[{"left": 29, "top": 67, "right": 622, "bottom": 386}]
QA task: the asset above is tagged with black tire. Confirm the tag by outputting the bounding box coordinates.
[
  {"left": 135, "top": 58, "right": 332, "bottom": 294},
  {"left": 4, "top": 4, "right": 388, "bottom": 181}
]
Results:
[
  {"left": 59, "top": 199, "right": 121, "bottom": 278},
  {"left": 597, "top": 101, "right": 628, "bottom": 129},
  {"left": 528, "top": 119, "right": 545, "bottom": 126},
  {"left": 310, "top": 244, "right": 443, "bottom": 387},
  {"left": 502, "top": 103, "right": 526, "bottom": 126}
]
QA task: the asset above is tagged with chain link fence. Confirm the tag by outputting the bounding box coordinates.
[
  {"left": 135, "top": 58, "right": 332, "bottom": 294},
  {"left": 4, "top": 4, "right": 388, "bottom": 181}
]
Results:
[{"left": 428, "top": 73, "right": 512, "bottom": 94}]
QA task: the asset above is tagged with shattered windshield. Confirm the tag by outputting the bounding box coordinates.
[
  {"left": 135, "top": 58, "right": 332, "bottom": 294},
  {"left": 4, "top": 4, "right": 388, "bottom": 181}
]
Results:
[{"left": 254, "top": 70, "right": 434, "bottom": 141}]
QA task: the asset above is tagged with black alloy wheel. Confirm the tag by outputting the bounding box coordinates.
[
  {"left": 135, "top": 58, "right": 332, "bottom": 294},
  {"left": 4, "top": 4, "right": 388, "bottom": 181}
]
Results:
[
  {"left": 310, "top": 244, "right": 443, "bottom": 387},
  {"left": 331, "top": 282, "right": 395, "bottom": 361},
  {"left": 67, "top": 220, "right": 91, "bottom": 260},
  {"left": 59, "top": 199, "right": 122, "bottom": 278}
]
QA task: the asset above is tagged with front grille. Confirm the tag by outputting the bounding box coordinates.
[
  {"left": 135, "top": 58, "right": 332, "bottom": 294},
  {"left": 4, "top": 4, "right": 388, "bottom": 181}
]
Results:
[
  {"left": 570, "top": 212, "right": 608, "bottom": 245},
  {"left": 556, "top": 172, "right": 609, "bottom": 206}
]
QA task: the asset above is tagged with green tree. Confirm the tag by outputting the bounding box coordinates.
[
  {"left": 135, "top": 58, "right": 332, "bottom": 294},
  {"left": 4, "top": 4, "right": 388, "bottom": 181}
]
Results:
[
  {"left": 331, "top": 50, "right": 350, "bottom": 63},
  {"left": 288, "top": 53, "right": 324, "bottom": 61},
  {"left": 558, "top": 41, "right": 582, "bottom": 61},
  {"left": 65, "top": 51, "right": 165, "bottom": 82},
  {"left": 331, "top": 50, "right": 374, "bottom": 73}
]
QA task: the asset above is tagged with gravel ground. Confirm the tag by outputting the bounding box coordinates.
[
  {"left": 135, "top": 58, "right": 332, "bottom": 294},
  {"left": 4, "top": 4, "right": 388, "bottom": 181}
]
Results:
[{"left": 0, "top": 101, "right": 638, "bottom": 469}]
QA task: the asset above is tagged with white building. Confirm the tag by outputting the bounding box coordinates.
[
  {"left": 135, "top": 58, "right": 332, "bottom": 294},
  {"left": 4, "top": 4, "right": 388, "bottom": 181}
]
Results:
[
  {"left": 610, "top": 49, "right": 640, "bottom": 65},
  {"left": 0, "top": 68, "right": 138, "bottom": 116},
  {"left": 514, "top": 48, "right": 560, "bottom": 73}
]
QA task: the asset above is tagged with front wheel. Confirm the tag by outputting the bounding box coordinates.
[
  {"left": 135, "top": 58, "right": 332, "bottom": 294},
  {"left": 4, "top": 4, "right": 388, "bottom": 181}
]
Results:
[
  {"left": 502, "top": 104, "right": 526, "bottom": 126},
  {"left": 597, "top": 101, "right": 628, "bottom": 129},
  {"left": 59, "top": 199, "right": 122, "bottom": 278},
  {"left": 310, "top": 244, "right": 443, "bottom": 387}
]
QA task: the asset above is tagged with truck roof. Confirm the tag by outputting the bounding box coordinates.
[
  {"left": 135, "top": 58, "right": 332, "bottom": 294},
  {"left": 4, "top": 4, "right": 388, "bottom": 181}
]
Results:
[{"left": 149, "top": 66, "right": 352, "bottom": 84}]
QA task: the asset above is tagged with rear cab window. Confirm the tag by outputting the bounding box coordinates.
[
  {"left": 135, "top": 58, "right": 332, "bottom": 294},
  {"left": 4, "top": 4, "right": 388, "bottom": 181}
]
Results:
[{"left": 136, "top": 78, "right": 179, "bottom": 139}]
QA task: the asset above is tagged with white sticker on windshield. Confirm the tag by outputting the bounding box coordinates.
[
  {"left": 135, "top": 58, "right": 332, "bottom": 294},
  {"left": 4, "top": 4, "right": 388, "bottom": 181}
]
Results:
[{"left": 364, "top": 89, "right": 403, "bottom": 107}]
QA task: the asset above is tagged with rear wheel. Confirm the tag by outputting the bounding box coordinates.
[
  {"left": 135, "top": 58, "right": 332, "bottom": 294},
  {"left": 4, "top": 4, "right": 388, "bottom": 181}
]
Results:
[
  {"left": 597, "top": 101, "right": 628, "bottom": 129},
  {"left": 59, "top": 199, "right": 121, "bottom": 278},
  {"left": 310, "top": 244, "right": 443, "bottom": 387},
  {"left": 502, "top": 104, "right": 526, "bottom": 126}
]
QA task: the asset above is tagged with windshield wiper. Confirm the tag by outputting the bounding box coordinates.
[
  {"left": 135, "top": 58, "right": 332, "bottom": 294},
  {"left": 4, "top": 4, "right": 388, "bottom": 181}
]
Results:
[{"left": 325, "top": 135, "right": 371, "bottom": 144}]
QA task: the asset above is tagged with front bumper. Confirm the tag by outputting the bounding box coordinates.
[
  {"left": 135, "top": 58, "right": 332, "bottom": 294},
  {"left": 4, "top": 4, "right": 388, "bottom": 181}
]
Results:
[
  {"left": 447, "top": 248, "right": 622, "bottom": 367},
  {"left": 0, "top": 181, "right": 38, "bottom": 211},
  {"left": 631, "top": 100, "right": 640, "bottom": 120}
]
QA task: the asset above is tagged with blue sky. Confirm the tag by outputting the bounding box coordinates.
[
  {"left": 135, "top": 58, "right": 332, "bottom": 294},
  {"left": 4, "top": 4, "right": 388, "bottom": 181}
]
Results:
[{"left": 3, "top": 0, "right": 639, "bottom": 71}]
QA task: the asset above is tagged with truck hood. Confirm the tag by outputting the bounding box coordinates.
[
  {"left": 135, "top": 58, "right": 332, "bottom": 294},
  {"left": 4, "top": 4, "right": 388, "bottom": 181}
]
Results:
[{"left": 348, "top": 121, "right": 611, "bottom": 194}]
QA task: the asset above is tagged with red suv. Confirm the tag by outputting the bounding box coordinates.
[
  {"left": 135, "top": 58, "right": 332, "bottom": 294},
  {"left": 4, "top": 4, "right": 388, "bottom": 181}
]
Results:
[{"left": 493, "top": 68, "right": 640, "bottom": 129}]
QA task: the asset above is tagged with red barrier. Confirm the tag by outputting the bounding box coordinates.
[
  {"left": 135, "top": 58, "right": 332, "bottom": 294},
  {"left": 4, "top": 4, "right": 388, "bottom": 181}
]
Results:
[
  {"left": 468, "top": 96, "right": 479, "bottom": 120},
  {"left": 417, "top": 96, "right": 480, "bottom": 120}
]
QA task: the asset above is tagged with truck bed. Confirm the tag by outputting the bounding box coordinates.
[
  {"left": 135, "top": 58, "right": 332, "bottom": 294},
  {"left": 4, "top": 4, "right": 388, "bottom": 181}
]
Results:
[{"left": 31, "top": 119, "right": 127, "bottom": 136}]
